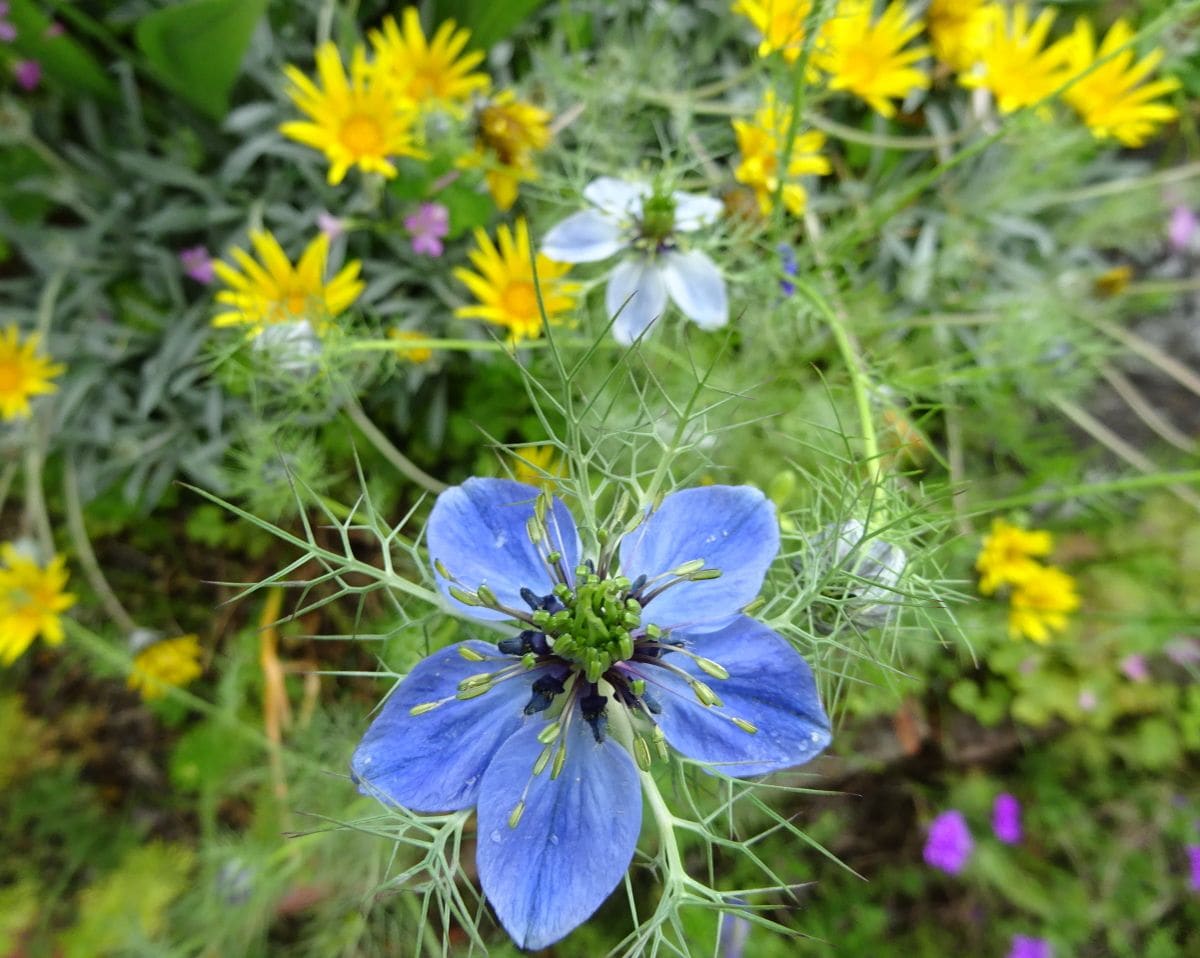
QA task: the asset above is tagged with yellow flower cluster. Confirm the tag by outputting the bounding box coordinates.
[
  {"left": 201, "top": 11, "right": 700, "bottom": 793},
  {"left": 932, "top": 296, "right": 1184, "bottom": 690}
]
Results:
[
  {"left": 731, "top": 1, "right": 1179, "bottom": 147},
  {"left": 0, "top": 326, "right": 64, "bottom": 421},
  {"left": 732, "top": 89, "right": 830, "bottom": 216},
  {"left": 279, "top": 9, "right": 552, "bottom": 207},
  {"left": 128, "top": 634, "right": 204, "bottom": 701},
  {"left": 0, "top": 543, "right": 75, "bottom": 665},
  {"left": 975, "top": 519, "right": 1079, "bottom": 644}
]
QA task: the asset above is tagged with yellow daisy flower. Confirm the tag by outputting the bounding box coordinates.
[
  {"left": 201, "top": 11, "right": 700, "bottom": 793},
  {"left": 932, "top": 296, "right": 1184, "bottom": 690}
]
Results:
[
  {"left": 0, "top": 326, "right": 65, "bottom": 421},
  {"left": 960, "top": 3, "right": 1072, "bottom": 115},
  {"left": 280, "top": 41, "right": 424, "bottom": 185},
  {"left": 453, "top": 219, "right": 580, "bottom": 344},
  {"left": 462, "top": 90, "right": 553, "bottom": 211},
  {"left": 0, "top": 544, "right": 75, "bottom": 665},
  {"left": 370, "top": 7, "right": 490, "bottom": 110},
  {"left": 975, "top": 518, "right": 1052, "bottom": 596},
  {"left": 389, "top": 328, "right": 434, "bottom": 364},
  {"left": 732, "top": 88, "right": 830, "bottom": 216},
  {"left": 1008, "top": 565, "right": 1079, "bottom": 643},
  {"left": 512, "top": 445, "right": 567, "bottom": 490},
  {"left": 212, "top": 231, "right": 364, "bottom": 336},
  {"left": 731, "top": 0, "right": 816, "bottom": 64},
  {"left": 128, "top": 634, "right": 204, "bottom": 701},
  {"left": 1062, "top": 18, "right": 1179, "bottom": 148},
  {"left": 814, "top": 0, "right": 931, "bottom": 119},
  {"left": 927, "top": 0, "right": 991, "bottom": 73}
]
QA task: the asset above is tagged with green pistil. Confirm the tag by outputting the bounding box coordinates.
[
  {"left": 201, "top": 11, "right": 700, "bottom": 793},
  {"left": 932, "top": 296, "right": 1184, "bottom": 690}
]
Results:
[
  {"left": 639, "top": 192, "right": 676, "bottom": 245},
  {"left": 542, "top": 569, "right": 644, "bottom": 682}
]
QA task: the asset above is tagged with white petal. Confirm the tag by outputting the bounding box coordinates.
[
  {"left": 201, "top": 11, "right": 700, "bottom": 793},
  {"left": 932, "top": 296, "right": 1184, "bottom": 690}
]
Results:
[
  {"left": 672, "top": 192, "right": 723, "bottom": 231},
  {"left": 661, "top": 250, "right": 727, "bottom": 329},
  {"left": 605, "top": 257, "right": 668, "bottom": 345},
  {"left": 541, "top": 209, "right": 625, "bottom": 263},
  {"left": 583, "top": 177, "right": 649, "bottom": 220}
]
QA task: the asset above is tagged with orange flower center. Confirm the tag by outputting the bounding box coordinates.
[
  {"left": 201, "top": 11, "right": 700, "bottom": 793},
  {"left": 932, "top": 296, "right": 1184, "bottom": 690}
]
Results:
[
  {"left": 501, "top": 281, "right": 539, "bottom": 318},
  {"left": 0, "top": 360, "right": 20, "bottom": 393},
  {"left": 339, "top": 115, "right": 385, "bottom": 156}
]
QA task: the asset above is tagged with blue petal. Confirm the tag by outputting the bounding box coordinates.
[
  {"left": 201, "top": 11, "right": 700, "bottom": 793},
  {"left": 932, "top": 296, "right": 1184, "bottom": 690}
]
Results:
[
  {"left": 583, "top": 176, "right": 649, "bottom": 220},
  {"left": 351, "top": 641, "right": 533, "bottom": 812},
  {"left": 619, "top": 485, "right": 778, "bottom": 631},
  {"left": 542, "top": 209, "right": 626, "bottom": 263},
  {"left": 632, "top": 617, "right": 831, "bottom": 776},
  {"left": 661, "top": 250, "right": 728, "bottom": 330},
  {"left": 606, "top": 257, "right": 667, "bottom": 344},
  {"left": 476, "top": 715, "right": 641, "bottom": 950},
  {"left": 427, "top": 478, "right": 580, "bottom": 622}
]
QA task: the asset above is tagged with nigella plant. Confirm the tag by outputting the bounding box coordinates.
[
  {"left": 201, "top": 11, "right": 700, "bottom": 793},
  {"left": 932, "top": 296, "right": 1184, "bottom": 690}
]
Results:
[
  {"left": 541, "top": 177, "right": 728, "bottom": 344},
  {"left": 352, "top": 479, "right": 831, "bottom": 949}
]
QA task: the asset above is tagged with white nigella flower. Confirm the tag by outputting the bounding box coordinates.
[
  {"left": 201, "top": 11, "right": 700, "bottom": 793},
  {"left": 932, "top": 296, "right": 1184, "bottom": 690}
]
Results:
[{"left": 541, "top": 177, "right": 728, "bottom": 344}]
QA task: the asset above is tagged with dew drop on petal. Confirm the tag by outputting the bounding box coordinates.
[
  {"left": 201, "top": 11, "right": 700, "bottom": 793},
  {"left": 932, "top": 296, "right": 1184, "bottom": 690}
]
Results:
[
  {"left": 490, "top": 830, "right": 503, "bottom": 843},
  {"left": 549, "top": 834, "right": 559, "bottom": 846}
]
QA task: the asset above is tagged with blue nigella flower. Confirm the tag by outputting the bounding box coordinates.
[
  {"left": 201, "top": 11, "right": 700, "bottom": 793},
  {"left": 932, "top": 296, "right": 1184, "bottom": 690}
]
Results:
[
  {"left": 352, "top": 479, "right": 831, "bottom": 949},
  {"left": 541, "top": 177, "right": 728, "bottom": 344}
]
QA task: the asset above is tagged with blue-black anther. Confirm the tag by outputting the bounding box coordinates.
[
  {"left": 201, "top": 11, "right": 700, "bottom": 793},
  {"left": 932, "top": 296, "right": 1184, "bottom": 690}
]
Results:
[
  {"left": 642, "top": 691, "right": 662, "bottom": 715},
  {"left": 498, "top": 630, "right": 537, "bottom": 655},
  {"left": 523, "top": 672, "right": 568, "bottom": 715},
  {"left": 580, "top": 691, "right": 609, "bottom": 743},
  {"left": 520, "top": 587, "right": 541, "bottom": 610},
  {"left": 628, "top": 574, "right": 647, "bottom": 595}
]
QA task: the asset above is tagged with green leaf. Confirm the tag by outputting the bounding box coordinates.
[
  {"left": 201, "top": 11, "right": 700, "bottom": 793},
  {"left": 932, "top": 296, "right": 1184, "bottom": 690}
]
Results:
[
  {"left": 432, "top": 0, "right": 551, "bottom": 50},
  {"left": 134, "top": 0, "right": 267, "bottom": 120}
]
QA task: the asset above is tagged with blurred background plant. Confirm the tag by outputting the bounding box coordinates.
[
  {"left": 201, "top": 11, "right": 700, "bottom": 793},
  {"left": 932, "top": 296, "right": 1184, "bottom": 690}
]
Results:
[{"left": 2, "top": 0, "right": 1199, "bottom": 954}]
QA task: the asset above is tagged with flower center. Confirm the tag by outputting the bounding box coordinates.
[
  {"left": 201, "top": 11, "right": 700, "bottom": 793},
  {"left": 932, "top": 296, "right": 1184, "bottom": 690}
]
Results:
[
  {"left": 638, "top": 193, "right": 677, "bottom": 245},
  {"left": 533, "top": 571, "right": 643, "bottom": 682},
  {"left": 339, "top": 114, "right": 385, "bottom": 156},
  {"left": 500, "top": 280, "right": 538, "bottom": 318}
]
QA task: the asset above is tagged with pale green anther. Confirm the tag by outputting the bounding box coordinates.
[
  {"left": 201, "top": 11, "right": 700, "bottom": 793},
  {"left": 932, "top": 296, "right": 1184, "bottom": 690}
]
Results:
[
  {"left": 409, "top": 701, "right": 441, "bottom": 716},
  {"left": 633, "top": 736, "right": 652, "bottom": 771},
  {"left": 526, "top": 516, "right": 544, "bottom": 544},
  {"left": 689, "top": 568, "right": 722, "bottom": 582},
  {"left": 742, "top": 596, "right": 765, "bottom": 615},
  {"left": 458, "top": 646, "right": 486, "bottom": 662},
  {"left": 458, "top": 673, "right": 494, "bottom": 690},
  {"left": 532, "top": 609, "right": 551, "bottom": 628},
  {"left": 551, "top": 742, "right": 568, "bottom": 779},
  {"left": 671, "top": 558, "right": 706, "bottom": 576},
  {"left": 691, "top": 680, "right": 721, "bottom": 708},
  {"left": 533, "top": 744, "right": 553, "bottom": 775},
  {"left": 651, "top": 725, "right": 669, "bottom": 760},
  {"left": 554, "top": 634, "right": 576, "bottom": 656},
  {"left": 535, "top": 494, "right": 548, "bottom": 523},
  {"left": 597, "top": 528, "right": 610, "bottom": 545},
  {"left": 537, "top": 721, "right": 561, "bottom": 745},
  {"left": 547, "top": 551, "right": 562, "bottom": 564},
  {"left": 476, "top": 584, "right": 498, "bottom": 607},
  {"left": 553, "top": 583, "right": 571, "bottom": 600},
  {"left": 630, "top": 678, "right": 646, "bottom": 696},
  {"left": 622, "top": 611, "right": 640, "bottom": 628},
  {"left": 645, "top": 623, "right": 662, "bottom": 639},
  {"left": 434, "top": 559, "right": 451, "bottom": 579},
  {"left": 618, "top": 632, "right": 634, "bottom": 661},
  {"left": 612, "top": 575, "right": 631, "bottom": 590},
  {"left": 456, "top": 684, "right": 492, "bottom": 700},
  {"left": 508, "top": 801, "right": 525, "bottom": 829},
  {"left": 575, "top": 563, "right": 590, "bottom": 578},
  {"left": 625, "top": 597, "right": 641, "bottom": 611},
  {"left": 731, "top": 717, "right": 758, "bottom": 734},
  {"left": 449, "top": 585, "right": 481, "bottom": 606},
  {"left": 585, "top": 656, "right": 605, "bottom": 684},
  {"left": 521, "top": 652, "right": 536, "bottom": 669},
  {"left": 696, "top": 657, "right": 730, "bottom": 680}
]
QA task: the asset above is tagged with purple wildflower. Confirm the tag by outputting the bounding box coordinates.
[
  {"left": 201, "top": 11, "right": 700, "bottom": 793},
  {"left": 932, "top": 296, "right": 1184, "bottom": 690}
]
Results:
[
  {"left": 1165, "top": 637, "right": 1200, "bottom": 666},
  {"left": 45, "top": 21, "right": 65, "bottom": 38},
  {"left": 992, "top": 793, "right": 1022, "bottom": 845},
  {"left": 179, "top": 246, "right": 215, "bottom": 285},
  {"left": 316, "top": 211, "right": 347, "bottom": 241},
  {"left": 0, "top": 22, "right": 16, "bottom": 43},
  {"left": 777, "top": 242, "right": 798, "bottom": 296},
  {"left": 404, "top": 202, "right": 449, "bottom": 257},
  {"left": 923, "top": 809, "right": 973, "bottom": 874},
  {"left": 1008, "top": 935, "right": 1052, "bottom": 958},
  {"left": 1169, "top": 206, "right": 1198, "bottom": 253},
  {"left": 1189, "top": 844, "right": 1200, "bottom": 893},
  {"left": 1078, "top": 688, "right": 1098, "bottom": 712},
  {"left": 13, "top": 59, "right": 41, "bottom": 91},
  {"left": 1120, "top": 653, "right": 1149, "bottom": 683}
]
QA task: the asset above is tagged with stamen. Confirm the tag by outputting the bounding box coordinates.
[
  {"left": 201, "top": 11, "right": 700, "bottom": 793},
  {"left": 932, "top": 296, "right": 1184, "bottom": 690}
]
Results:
[
  {"left": 508, "top": 801, "right": 525, "bottom": 828},
  {"left": 458, "top": 646, "right": 487, "bottom": 662},
  {"left": 633, "top": 735, "right": 652, "bottom": 770},
  {"left": 550, "top": 741, "right": 568, "bottom": 779},
  {"left": 731, "top": 717, "right": 758, "bottom": 734},
  {"left": 408, "top": 701, "right": 442, "bottom": 715},
  {"left": 448, "top": 585, "right": 482, "bottom": 606}
]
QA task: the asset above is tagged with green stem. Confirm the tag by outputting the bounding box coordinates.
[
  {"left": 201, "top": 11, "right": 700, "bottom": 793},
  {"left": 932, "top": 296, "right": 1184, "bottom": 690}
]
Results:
[
  {"left": 972, "top": 471, "right": 1200, "bottom": 514},
  {"left": 63, "top": 458, "right": 139, "bottom": 636},
  {"left": 342, "top": 399, "right": 447, "bottom": 496},
  {"left": 639, "top": 769, "right": 685, "bottom": 877}
]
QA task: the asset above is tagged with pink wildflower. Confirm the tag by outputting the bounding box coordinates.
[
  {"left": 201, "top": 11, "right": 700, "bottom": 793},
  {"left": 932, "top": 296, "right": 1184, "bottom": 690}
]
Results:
[
  {"left": 13, "top": 59, "right": 40, "bottom": 91},
  {"left": 179, "top": 246, "right": 215, "bottom": 285},
  {"left": 404, "top": 202, "right": 449, "bottom": 257}
]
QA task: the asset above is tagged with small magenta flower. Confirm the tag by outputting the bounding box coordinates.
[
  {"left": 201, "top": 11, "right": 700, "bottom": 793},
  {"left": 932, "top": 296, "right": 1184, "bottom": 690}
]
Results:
[
  {"left": 542, "top": 177, "right": 727, "bottom": 344},
  {"left": 316, "top": 210, "right": 347, "bottom": 241},
  {"left": 352, "top": 480, "right": 831, "bottom": 949},
  {"left": 1169, "top": 206, "right": 1198, "bottom": 253},
  {"left": 992, "top": 793, "right": 1022, "bottom": 844},
  {"left": 179, "top": 246, "right": 216, "bottom": 285},
  {"left": 44, "top": 21, "right": 65, "bottom": 38},
  {"left": 404, "top": 202, "right": 449, "bottom": 257},
  {"left": 923, "top": 809, "right": 973, "bottom": 874},
  {"left": 1008, "top": 935, "right": 1052, "bottom": 958},
  {"left": 1188, "top": 844, "right": 1200, "bottom": 893},
  {"left": 0, "top": 3, "right": 15, "bottom": 43},
  {"left": 13, "top": 59, "right": 41, "bottom": 91},
  {"left": 1120, "top": 653, "right": 1149, "bottom": 682}
]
